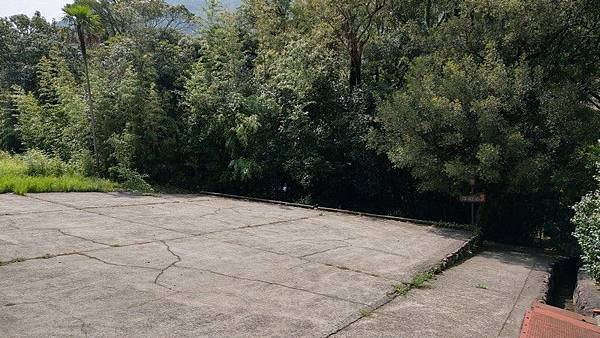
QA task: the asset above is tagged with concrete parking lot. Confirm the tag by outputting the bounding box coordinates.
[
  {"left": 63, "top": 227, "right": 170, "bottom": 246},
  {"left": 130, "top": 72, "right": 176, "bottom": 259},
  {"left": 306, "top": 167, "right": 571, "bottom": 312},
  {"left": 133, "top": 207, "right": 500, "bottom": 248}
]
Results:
[
  {"left": 0, "top": 192, "right": 549, "bottom": 337},
  {"left": 0, "top": 192, "right": 474, "bottom": 336}
]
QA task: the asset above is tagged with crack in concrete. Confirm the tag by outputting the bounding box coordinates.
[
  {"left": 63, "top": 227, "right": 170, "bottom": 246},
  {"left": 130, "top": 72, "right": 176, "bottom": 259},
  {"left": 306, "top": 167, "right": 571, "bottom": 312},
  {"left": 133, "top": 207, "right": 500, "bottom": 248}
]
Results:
[
  {"left": 18, "top": 194, "right": 211, "bottom": 211},
  {"left": 26, "top": 194, "right": 273, "bottom": 240},
  {"left": 353, "top": 246, "right": 411, "bottom": 259},
  {"left": 81, "top": 208, "right": 194, "bottom": 236},
  {"left": 10, "top": 192, "right": 178, "bottom": 215},
  {"left": 300, "top": 245, "right": 351, "bottom": 258},
  {"left": 321, "top": 263, "right": 389, "bottom": 280},
  {"left": 76, "top": 253, "right": 162, "bottom": 271},
  {"left": 208, "top": 238, "right": 396, "bottom": 282},
  {"left": 3, "top": 301, "right": 42, "bottom": 307},
  {"left": 0, "top": 209, "right": 70, "bottom": 217},
  {"left": 153, "top": 240, "right": 182, "bottom": 286},
  {"left": 268, "top": 236, "right": 359, "bottom": 246},
  {"left": 0, "top": 252, "right": 80, "bottom": 266},
  {"left": 24, "top": 194, "right": 195, "bottom": 236},
  {"left": 51, "top": 305, "right": 89, "bottom": 337},
  {"left": 0, "top": 250, "right": 161, "bottom": 271},
  {"left": 77, "top": 198, "right": 212, "bottom": 210},
  {"left": 497, "top": 261, "right": 537, "bottom": 337},
  {"left": 322, "top": 296, "right": 395, "bottom": 338},
  {"left": 75, "top": 315, "right": 89, "bottom": 337},
  {"left": 55, "top": 229, "right": 112, "bottom": 247},
  {"left": 172, "top": 265, "right": 369, "bottom": 307},
  {"left": 126, "top": 291, "right": 180, "bottom": 310}
]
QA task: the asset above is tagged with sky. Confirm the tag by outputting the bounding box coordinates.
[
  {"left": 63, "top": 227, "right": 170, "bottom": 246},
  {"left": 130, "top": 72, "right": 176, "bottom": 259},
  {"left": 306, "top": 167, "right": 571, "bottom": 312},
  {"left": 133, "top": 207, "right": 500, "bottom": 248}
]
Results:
[{"left": 0, "top": 0, "right": 73, "bottom": 21}]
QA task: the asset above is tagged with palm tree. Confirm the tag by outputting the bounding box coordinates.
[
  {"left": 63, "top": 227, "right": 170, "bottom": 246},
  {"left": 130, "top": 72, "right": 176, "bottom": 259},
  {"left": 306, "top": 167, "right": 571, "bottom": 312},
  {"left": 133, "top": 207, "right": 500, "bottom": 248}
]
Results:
[{"left": 63, "top": 1, "right": 101, "bottom": 173}]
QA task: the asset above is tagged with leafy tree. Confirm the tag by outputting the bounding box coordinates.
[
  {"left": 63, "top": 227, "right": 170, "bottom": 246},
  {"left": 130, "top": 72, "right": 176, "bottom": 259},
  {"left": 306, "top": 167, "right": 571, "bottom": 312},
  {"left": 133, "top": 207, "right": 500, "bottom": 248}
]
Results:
[
  {"left": 13, "top": 50, "right": 87, "bottom": 159},
  {"left": 0, "top": 13, "right": 60, "bottom": 91},
  {"left": 185, "top": 8, "right": 270, "bottom": 186},
  {"left": 305, "top": 0, "right": 387, "bottom": 90},
  {"left": 374, "top": 0, "right": 600, "bottom": 241},
  {"left": 63, "top": 1, "right": 102, "bottom": 171}
]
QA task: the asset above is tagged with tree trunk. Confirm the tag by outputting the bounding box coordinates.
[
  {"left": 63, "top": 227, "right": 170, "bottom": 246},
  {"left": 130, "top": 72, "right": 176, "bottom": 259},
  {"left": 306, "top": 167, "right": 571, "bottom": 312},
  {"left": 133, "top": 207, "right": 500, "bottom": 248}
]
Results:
[
  {"left": 424, "top": 0, "right": 432, "bottom": 31},
  {"left": 77, "top": 24, "right": 100, "bottom": 174},
  {"left": 349, "top": 43, "right": 362, "bottom": 90}
]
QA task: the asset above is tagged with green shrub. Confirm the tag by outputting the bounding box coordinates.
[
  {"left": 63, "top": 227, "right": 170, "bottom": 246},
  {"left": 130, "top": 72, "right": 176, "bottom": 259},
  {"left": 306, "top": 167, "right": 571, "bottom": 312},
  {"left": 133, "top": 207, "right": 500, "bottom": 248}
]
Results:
[
  {"left": 108, "top": 165, "right": 154, "bottom": 193},
  {"left": 573, "top": 157, "right": 600, "bottom": 283},
  {"left": 21, "top": 149, "right": 66, "bottom": 176},
  {"left": 66, "top": 150, "right": 96, "bottom": 177},
  {"left": 573, "top": 189, "right": 600, "bottom": 283},
  {"left": 0, "top": 151, "right": 25, "bottom": 176}
]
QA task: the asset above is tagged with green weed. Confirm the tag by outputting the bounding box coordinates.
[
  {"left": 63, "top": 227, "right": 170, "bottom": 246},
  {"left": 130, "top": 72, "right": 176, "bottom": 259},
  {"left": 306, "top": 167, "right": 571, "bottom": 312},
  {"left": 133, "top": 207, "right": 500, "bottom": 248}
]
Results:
[
  {"left": 392, "top": 271, "right": 436, "bottom": 297},
  {"left": 359, "top": 309, "right": 372, "bottom": 317},
  {"left": 411, "top": 271, "right": 435, "bottom": 288},
  {"left": 392, "top": 283, "right": 411, "bottom": 296}
]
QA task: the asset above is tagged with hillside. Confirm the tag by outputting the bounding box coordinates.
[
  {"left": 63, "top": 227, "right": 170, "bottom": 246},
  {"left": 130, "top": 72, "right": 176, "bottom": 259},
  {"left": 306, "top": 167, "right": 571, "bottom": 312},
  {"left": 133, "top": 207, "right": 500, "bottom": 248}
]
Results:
[{"left": 166, "top": 0, "right": 240, "bottom": 13}]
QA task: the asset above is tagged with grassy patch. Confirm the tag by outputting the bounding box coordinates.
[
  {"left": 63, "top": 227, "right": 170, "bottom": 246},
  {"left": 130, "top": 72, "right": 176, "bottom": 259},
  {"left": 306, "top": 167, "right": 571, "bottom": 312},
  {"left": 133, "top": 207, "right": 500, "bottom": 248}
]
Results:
[
  {"left": 0, "top": 175, "right": 116, "bottom": 195},
  {"left": 0, "top": 151, "right": 116, "bottom": 195}
]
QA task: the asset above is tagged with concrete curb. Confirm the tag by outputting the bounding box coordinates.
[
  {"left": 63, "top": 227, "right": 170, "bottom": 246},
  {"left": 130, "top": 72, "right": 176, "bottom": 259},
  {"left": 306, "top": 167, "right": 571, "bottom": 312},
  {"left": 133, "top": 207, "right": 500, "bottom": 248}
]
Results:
[
  {"left": 196, "top": 190, "right": 473, "bottom": 231},
  {"left": 538, "top": 258, "right": 565, "bottom": 304}
]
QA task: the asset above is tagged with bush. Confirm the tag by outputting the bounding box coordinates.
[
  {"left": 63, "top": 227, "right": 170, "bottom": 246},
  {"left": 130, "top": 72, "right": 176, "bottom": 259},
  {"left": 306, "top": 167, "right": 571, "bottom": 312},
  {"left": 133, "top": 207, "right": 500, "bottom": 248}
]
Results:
[
  {"left": 109, "top": 165, "right": 154, "bottom": 193},
  {"left": 572, "top": 164, "right": 600, "bottom": 283},
  {"left": 21, "top": 149, "right": 67, "bottom": 176}
]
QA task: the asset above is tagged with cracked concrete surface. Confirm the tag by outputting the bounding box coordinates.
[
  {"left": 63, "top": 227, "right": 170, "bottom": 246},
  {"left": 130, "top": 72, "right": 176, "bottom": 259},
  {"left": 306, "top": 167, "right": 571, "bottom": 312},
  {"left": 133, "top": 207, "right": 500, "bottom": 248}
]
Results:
[
  {"left": 332, "top": 248, "right": 553, "bottom": 338},
  {"left": 0, "top": 192, "right": 477, "bottom": 336}
]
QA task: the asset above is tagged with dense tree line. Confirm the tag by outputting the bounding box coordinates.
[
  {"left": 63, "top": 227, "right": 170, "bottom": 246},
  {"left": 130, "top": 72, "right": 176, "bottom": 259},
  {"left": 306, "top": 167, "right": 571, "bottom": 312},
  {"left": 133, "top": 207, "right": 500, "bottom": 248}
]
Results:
[{"left": 1, "top": 0, "right": 599, "bottom": 248}]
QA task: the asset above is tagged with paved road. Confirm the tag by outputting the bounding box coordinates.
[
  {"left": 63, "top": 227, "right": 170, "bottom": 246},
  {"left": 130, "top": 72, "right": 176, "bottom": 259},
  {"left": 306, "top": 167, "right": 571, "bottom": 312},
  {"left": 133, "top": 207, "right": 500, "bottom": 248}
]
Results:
[
  {"left": 334, "top": 247, "right": 553, "bottom": 337},
  {"left": 0, "top": 192, "right": 472, "bottom": 337}
]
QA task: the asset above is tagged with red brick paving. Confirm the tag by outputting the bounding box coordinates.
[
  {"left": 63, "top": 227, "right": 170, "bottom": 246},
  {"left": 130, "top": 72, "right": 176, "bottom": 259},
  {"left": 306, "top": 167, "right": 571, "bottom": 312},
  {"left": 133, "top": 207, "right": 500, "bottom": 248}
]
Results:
[{"left": 520, "top": 302, "right": 600, "bottom": 338}]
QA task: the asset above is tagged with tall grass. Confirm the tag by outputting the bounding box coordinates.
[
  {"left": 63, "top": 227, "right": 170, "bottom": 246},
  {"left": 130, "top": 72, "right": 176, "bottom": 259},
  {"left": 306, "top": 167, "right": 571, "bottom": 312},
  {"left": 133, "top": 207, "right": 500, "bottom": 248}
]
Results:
[{"left": 0, "top": 150, "right": 116, "bottom": 195}]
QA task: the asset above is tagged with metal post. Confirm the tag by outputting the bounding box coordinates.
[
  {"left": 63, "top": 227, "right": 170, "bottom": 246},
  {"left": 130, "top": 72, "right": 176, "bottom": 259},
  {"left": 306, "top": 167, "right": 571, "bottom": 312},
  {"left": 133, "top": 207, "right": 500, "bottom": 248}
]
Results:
[{"left": 469, "top": 179, "right": 475, "bottom": 226}]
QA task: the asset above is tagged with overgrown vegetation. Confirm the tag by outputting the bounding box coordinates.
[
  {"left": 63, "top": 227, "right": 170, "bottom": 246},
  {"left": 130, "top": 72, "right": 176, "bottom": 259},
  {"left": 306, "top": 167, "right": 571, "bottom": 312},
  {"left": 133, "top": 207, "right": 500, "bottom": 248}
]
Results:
[
  {"left": 572, "top": 154, "right": 600, "bottom": 283},
  {"left": 0, "top": 0, "right": 599, "bottom": 249},
  {"left": 0, "top": 150, "right": 115, "bottom": 195}
]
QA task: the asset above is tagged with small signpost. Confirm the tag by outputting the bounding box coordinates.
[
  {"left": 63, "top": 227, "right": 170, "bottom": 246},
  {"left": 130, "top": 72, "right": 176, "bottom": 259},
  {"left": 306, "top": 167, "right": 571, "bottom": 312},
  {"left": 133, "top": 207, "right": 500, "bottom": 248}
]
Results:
[
  {"left": 460, "top": 179, "right": 485, "bottom": 225},
  {"left": 459, "top": 193, "right": 486, "bottom": 203}
]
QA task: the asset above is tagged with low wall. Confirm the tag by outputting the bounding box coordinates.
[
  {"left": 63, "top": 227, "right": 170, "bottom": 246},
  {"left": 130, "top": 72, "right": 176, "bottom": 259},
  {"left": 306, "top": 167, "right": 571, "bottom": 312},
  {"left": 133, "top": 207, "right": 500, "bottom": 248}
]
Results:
[{"left": 573, "top": 268, "right": 600, "bottom": 318}]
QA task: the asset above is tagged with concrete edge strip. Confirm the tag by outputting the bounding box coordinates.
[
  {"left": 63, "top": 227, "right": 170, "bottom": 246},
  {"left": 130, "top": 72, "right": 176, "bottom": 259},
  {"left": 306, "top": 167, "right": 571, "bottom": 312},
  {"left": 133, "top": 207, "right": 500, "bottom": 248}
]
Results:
[
  {"left": 196, "top": 190, "right": 473, "bottom": 231},
  {"left": 322, "top": 232, "right": 483, "bottom": 337},
  {"left": 5, "top": 190, "right": 472, "bottom": 232}
]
